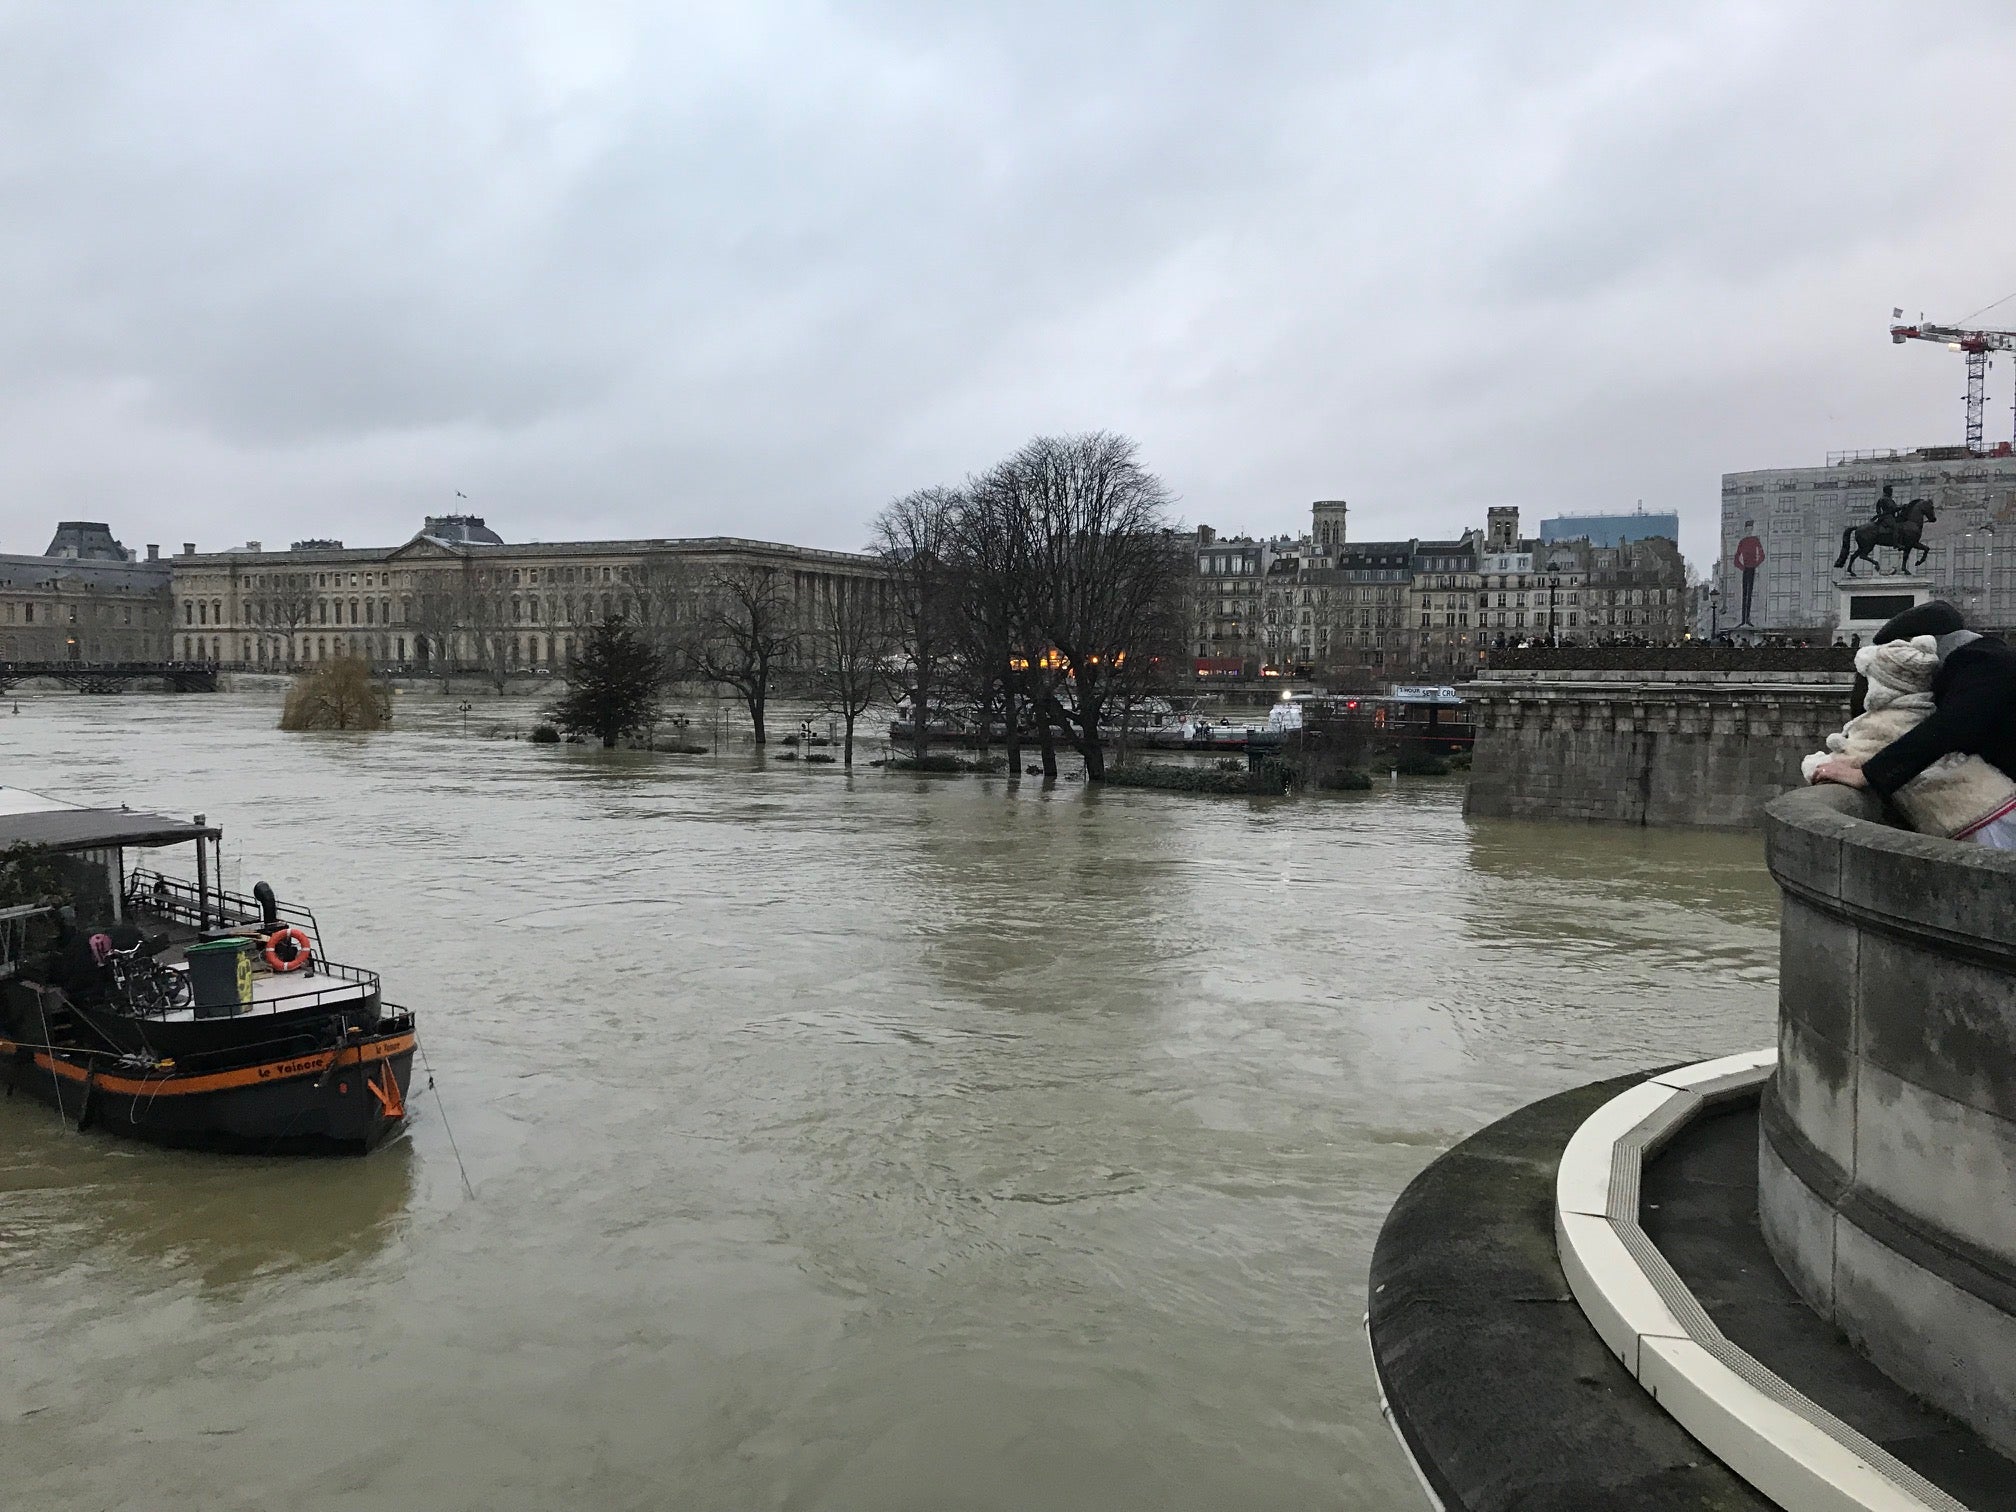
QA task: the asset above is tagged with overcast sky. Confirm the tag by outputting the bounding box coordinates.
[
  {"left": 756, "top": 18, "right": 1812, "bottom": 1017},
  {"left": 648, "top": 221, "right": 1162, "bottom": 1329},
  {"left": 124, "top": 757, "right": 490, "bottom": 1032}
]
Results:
[{"left": 4, "top": 1, "right": 2015, "bottom": 569}]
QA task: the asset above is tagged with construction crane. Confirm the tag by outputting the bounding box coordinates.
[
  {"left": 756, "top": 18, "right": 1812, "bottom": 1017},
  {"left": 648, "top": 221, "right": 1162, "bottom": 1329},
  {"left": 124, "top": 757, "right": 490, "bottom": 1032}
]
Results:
[{"left": 1890, "top": 309, "right": 2016, "bottom": 454}]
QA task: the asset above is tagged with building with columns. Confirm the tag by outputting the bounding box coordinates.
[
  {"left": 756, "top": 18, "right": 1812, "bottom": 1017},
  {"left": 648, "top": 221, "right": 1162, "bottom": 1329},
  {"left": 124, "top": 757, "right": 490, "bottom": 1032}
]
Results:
[{"left": 168, "top": 515, "right": 884, "bottom": 671}]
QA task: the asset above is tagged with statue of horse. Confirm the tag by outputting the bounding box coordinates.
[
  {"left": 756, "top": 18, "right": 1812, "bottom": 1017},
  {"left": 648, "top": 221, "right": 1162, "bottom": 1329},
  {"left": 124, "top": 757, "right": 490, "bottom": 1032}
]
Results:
[{"left": 1835, "top": 498, "right": 1937, "bottom": 578}]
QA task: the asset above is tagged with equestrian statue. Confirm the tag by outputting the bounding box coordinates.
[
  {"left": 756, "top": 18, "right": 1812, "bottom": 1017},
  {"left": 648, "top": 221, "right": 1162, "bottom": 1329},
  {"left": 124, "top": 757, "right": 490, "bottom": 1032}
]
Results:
[{"left": 1835, "top": 485, "right": 1937, "bottom": 577}]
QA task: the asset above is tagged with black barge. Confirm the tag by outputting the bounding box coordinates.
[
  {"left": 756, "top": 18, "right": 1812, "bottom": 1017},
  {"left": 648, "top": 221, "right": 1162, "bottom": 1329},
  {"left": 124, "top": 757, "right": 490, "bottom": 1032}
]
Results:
[{"left": 0, "top": 794, "right": 417, "bottom": 1154}]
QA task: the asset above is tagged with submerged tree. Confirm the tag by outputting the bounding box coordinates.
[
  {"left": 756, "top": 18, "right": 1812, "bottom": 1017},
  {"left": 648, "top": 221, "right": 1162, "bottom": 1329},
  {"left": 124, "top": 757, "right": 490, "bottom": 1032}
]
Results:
[
  {"left": 410, "top": 572, "right": 463, "bottom": 688},
  {"left": 808, "top": 578, "right": 895, "bottom": 766},
  {"left": 970, "top": 432, "right": 1185, "bottom": 781},
  {"left": 278, "top": 656, "right": 393, "bottom": 732},
  {"left": 871, "top": 487, "right": 962, "bottom": 760},
  {"left": 694, "top": 565, "right": 797, "bottom": 745},
  {"left": 547, "top": 616, "right": 663, "bottom": 749}
]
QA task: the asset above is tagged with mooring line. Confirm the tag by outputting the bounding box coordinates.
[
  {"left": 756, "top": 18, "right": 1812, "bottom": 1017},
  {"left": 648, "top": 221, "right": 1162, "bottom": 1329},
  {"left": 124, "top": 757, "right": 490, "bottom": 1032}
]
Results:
[{"left": 417, "top": 1041, "right": 475, "bottom": 1200}]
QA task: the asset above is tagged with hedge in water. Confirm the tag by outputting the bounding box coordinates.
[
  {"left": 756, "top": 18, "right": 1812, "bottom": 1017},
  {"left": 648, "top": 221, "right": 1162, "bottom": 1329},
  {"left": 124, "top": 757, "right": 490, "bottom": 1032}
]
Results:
[
  {"left": 1106, "top": 761, "right": 1289, "bottom": 796},
  {"left": 884, "top": 754, "right": 1004, "bottom": 774},
  {"left": 1317, "top": 768, "right": 1374, "bottom": 791}
]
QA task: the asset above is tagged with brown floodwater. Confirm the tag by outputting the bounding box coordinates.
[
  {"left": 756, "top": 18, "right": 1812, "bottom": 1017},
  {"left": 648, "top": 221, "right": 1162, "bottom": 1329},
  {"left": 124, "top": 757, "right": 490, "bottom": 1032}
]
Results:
[{"left": 0, "top": 686, "right": 1780, "bottom": 1511}]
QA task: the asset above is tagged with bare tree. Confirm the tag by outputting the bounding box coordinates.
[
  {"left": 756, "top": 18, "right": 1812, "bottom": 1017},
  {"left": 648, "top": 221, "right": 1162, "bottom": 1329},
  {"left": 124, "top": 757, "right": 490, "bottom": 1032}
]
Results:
[
  {"left": 978, "top": 432, "right": 1183, "bottom": 781},
  {"left": 266, "top": 573, "right": 317, "bottom": 666},
  {"left": 871, "top": 487, "right": 961, "bottom": 760},
  {"left": 943, "top": 472, "right": 1043, "bottom": 773},
  {"left": 694, "top": 564, "right": 798, "bottom": 744},
  {"left": 410, "top": 571, "right": 464, "bottom": 688},
  {"left": 808, "top": 577, "right": 894, "bottom": 765},
  {"left": 627, "top": 554, "right": 700, "bottom": 680},
  {"left": 458, "top": 570, "right": 514, "bottom": 694}
]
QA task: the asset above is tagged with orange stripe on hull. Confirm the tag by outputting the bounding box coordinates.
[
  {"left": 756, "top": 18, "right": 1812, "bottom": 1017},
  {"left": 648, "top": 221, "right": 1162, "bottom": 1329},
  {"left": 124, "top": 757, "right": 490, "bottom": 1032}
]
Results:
[{"left": 0, "top": 1032, "right": 417, "bottom": 1097}]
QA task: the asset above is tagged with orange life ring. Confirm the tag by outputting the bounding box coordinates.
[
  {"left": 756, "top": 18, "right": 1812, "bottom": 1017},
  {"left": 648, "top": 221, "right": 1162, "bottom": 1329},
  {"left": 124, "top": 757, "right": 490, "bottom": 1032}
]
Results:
[{"left": 263, "top": 926, "right": 313, "bottom": 974}]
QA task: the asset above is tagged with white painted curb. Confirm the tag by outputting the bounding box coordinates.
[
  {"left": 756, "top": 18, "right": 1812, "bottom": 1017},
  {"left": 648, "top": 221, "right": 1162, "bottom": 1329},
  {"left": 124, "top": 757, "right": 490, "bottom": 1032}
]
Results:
[{"left": 1554, "top": 1050, "right": 1973, "bottom": 1512}]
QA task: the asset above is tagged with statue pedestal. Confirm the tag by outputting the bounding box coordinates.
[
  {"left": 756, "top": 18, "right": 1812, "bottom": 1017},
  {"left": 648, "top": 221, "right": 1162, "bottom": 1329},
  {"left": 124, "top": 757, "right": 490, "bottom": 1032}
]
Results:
[{"left": 1834, "top": 575, "right": 1934, "bottom": 641}]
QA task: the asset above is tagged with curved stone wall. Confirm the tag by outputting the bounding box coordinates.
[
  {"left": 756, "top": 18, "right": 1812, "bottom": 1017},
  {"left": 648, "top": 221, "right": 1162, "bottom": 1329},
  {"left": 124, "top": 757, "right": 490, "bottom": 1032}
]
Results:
[{"left": 1762, "top": 783, "right": 2016, "bottom": 1458}]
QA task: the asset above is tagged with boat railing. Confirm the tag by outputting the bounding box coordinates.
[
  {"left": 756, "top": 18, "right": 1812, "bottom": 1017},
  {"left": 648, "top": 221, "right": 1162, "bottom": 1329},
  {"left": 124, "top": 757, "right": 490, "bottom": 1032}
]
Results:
[
  {"left": 131, "top": 956, "right": 382, "bottom": 1021},
  {"left": 126, "top": 868, "right": 323, "bottom": 951}
]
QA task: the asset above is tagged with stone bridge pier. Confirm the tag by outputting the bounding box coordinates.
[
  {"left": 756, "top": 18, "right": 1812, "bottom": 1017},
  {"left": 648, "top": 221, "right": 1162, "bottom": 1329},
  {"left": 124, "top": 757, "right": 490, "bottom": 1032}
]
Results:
[{"left": 1762, "top": 783, "right": 2016, "bottom": 1459}]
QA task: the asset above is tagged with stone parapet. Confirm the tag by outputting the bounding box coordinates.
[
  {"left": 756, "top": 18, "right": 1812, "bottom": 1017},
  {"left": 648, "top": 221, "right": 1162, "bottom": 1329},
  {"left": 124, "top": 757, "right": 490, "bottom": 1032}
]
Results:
[
  {"left": 1761, "top": 782, "right": 2016, "bottom": 1460},
  {"left": 1463, "top": 677, "right": 1850, "bottom": 827},
  {"left": 1477, "top": 668, "right": 1851, "bottom": 687},
  {"left": 1484, "top": 646, "right": 1854, "bottom": 676}
]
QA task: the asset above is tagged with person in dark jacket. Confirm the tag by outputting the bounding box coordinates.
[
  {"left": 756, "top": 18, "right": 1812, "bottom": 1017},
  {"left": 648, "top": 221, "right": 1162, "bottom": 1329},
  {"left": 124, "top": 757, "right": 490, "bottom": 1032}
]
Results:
[{"left": 1811, "top": 599, "right": 2016, "bottom": 846}]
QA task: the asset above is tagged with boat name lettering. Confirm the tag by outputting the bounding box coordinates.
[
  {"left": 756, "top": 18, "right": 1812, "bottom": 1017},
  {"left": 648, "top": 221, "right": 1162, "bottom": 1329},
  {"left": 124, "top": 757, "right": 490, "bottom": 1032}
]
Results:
[{"left": 258, "top": 1056, "right": 328, "bottom": 1080}]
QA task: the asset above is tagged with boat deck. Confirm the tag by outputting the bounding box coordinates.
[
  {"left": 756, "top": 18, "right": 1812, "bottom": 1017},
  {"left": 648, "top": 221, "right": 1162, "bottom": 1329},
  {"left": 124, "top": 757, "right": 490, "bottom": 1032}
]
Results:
[{"left": 147, "top": 960, "right": 376, "bottom": 1022}]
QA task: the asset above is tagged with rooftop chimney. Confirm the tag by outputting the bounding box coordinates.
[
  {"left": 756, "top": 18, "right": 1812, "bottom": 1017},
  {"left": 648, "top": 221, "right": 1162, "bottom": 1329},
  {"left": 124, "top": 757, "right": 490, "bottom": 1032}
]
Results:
[
  {"left": 181, "top": 542, "right": 195, "bottom": 556},
  {"left": 146, "top": 544, "right": 159, "bottom": 561},
  {"left": 245, "top": 541, "right": 262, "bottom": 552}
]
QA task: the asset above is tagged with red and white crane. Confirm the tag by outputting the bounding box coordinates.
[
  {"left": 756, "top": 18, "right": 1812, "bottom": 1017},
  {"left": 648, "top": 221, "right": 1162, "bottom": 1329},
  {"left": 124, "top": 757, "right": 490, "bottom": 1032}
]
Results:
[{"left": 1890, "top": 310, "right": 2016, "bottom": 454}]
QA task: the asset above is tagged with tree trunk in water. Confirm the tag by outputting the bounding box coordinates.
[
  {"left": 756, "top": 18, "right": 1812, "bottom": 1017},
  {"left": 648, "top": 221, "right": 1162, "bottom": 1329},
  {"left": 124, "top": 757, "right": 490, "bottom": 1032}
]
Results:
[
  {"left": 750, "top": 692, "right": 766, "bottom": 745},
  {"left": 843, "top": 715, "right": 855, "bottom": 767},
  {"left": 913, "top": 686, "right": 928, "bottom": 762},
  {"left": 1038, "top": 718, "right": 1058, "bottom": 780},
  {"left": 1081, "top": 735, "right": 1105, "bottom": 782},
  {"left": 1004, "top": 685, "right": 1022, "bottom": 775}
]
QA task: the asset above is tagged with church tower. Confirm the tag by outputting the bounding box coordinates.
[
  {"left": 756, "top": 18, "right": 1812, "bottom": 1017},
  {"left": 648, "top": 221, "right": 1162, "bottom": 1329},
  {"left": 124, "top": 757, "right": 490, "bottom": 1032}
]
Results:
[
  {"left": 1311, "top": 500, "right": 1348, "bottom": 550},
  {"left": 1486, "top": 506, "right": 1521, "bottom": 552}
]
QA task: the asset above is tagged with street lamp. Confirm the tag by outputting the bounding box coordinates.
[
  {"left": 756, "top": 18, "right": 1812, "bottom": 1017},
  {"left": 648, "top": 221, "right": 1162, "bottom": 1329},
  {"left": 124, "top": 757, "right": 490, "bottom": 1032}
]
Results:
[{"left": 1708, "top": 586, "right": 1721, "bottom": 641}]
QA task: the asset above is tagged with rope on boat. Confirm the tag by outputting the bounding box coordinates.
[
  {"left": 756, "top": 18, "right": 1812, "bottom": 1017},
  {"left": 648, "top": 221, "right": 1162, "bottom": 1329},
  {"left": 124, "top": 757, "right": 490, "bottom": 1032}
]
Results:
[{"left": 417, "top": 1041, "right": 475, "bottom": 1200}]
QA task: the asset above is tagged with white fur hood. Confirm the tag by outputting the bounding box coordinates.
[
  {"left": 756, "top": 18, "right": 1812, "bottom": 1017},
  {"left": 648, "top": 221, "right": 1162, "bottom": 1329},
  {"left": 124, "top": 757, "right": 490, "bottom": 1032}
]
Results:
[{"left": 1854, "top": 635, "right": 1940, "bottom": 707}]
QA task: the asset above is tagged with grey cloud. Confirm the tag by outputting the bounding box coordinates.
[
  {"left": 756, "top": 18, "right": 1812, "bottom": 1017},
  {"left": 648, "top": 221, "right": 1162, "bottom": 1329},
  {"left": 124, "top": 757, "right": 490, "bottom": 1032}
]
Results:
[{"left": 1, "top": 1, "right": 2014, "bottom": 570}]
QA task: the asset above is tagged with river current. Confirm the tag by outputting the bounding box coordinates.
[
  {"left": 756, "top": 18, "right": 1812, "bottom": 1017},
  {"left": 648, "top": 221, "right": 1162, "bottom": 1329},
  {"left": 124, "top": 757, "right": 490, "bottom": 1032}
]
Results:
[{"left": 0, "top": 688, "right": 1779, "bottom": 1511}]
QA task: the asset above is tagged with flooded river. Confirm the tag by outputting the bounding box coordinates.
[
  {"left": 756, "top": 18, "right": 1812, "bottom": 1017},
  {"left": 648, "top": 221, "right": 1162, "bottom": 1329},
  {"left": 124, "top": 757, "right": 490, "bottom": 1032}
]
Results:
[{"left": 0, "top": 689, "right": 1780, "bottom": 1511}]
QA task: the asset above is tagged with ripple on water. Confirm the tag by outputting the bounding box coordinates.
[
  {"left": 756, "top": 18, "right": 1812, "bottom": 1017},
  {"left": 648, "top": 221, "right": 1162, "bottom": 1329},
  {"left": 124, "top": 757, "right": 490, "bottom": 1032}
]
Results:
[{"left": 0, "top": 693, "right": 1778, "bottom": 1510}]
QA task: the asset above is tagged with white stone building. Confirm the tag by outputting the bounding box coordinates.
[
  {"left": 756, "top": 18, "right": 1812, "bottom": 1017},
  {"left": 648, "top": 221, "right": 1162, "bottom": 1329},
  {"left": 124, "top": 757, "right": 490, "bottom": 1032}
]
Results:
[{"left": 169, "top": 515, "right": 883, "bottom": 671}]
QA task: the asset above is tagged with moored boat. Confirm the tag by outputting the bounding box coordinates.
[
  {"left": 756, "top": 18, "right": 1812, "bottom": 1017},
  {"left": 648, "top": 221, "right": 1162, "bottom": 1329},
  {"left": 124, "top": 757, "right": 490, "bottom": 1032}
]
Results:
[{"left": 0, "top": 788, "right": 417, "bottom": 1154}]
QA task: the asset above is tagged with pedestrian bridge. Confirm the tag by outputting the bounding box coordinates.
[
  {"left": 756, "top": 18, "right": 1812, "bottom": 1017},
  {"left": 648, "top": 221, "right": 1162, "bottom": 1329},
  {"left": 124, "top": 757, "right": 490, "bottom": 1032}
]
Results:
[{"left": 0, "top": 661, "right": 219, "bottom": 694}]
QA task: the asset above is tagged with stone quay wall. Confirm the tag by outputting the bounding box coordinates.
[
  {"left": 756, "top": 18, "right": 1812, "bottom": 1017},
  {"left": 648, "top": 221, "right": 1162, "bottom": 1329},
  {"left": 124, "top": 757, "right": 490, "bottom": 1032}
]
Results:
[
  {"left": 1761, "top": 783, "right": 2016, "bottom": 1459},
  {"left": 1462, "top": 665, "right": 1850, "bottom": 827}
]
